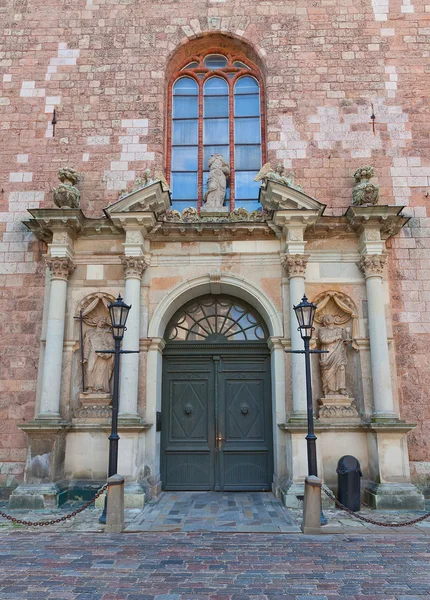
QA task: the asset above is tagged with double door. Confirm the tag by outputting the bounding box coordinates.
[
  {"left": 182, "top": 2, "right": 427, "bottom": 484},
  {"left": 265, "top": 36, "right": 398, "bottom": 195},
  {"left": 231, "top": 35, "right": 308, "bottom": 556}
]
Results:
[{"left": 161, "top": 345, "right": 273, "bottom": 491}]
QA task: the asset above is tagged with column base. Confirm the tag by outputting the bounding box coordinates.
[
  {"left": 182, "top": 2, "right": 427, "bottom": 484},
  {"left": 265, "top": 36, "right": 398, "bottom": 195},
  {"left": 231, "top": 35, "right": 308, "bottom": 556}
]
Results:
[
  {"left": 371, "top": 413, "right": 399, "bottom": 422},
  {"left": 9, "top": 481, "right": 69, "bottom": 509},
  {"left": 95, "top": 482, "right": 146, "bottom": 509},
  {"left": 287, "top": 413, "right": 307, "bottom": 423},
  {"left": 281, "top": 481, "right": 335, "bottom": 509},
  {"left": 364, "top": 482, "right": 425, "bottom": 510}
]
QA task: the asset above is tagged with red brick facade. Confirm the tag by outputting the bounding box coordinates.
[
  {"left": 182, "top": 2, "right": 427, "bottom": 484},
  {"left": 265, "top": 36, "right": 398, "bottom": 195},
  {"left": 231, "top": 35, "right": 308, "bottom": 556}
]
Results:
[{"left": 0, "top": 0, "right": 429, "bottom": 493}]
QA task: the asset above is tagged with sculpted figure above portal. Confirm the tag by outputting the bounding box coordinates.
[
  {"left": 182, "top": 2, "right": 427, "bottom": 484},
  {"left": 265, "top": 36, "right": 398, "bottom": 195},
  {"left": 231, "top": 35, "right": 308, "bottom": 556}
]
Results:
[
  {"left": 317, "top": 315, "right": 351, "bottom": 397},
  {"left": 352, "top": 166, "right": 379, "bottom": 206},
  {"left": 254, "top": 162, "right": 303, "bottom": 191},
  {"left": 53, "top": 167, "right": 81, "bottom": 208},
  {"left": 83, "top": 316, "right": 114, "bottom": 394},
  {"left": 203, "top": 154, "right": 230, "bottom": 209}
]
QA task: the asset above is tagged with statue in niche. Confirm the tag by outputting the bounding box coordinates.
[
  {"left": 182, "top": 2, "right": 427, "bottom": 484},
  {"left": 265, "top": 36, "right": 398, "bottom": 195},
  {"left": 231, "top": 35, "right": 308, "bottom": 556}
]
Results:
[
  {"left": 254, "top": 162, "right": 303, "bottom": 191},
  {"left": 203, "top": 154, "right": 230, "bottom": 209},
  {"left": 83, "top": 316, "right": 114, "bottom": 394},
  {"left": 317, "top": 315, "right": 351, "bottom": 397}
]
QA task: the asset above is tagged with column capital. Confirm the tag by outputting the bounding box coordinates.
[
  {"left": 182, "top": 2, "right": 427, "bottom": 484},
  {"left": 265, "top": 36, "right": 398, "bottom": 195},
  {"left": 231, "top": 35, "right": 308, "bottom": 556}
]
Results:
[
  {"left": 282, "top": 254, "right": 310, "bottom": 279},
  {"left": 358, "top": 253, "right": 387, "bottom": 279},
  {"left": 121, "top": 255, "right": 149, "bottom": 279},
  {"left": 45, "top": 256, "right": 75, "bottom": 281}
]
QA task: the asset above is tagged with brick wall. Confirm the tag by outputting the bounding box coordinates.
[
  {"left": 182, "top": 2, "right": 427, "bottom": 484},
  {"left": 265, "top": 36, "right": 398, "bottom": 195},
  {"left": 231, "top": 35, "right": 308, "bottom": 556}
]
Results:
[{"left": 0, "top": 0, "right": 429, "bottom": 488}]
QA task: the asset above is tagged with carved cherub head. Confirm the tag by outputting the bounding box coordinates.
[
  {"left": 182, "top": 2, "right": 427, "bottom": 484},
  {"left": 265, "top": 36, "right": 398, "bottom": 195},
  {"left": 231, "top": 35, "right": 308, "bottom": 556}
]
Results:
[
  {"left": 275, "top": 163, "right": 284, "bottom": 175},
  {"left": 321, "top": 314, "right": 338, "bottom": 327}
]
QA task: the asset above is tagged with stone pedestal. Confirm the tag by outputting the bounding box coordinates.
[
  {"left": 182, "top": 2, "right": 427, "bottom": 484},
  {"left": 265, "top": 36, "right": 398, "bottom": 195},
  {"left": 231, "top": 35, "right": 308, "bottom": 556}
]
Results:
[
  {"left": 74, "top": 393, "right": 112, "bottom": 420},
  {"left": 318, "top": 396, "right": 360, "bottom": 420},
  {"left": 10, "top": 421, "right": 70, "bottom": 508},
  {"left": 105, "top": 474, "right": 125, "bottom": 533},
  {"left": 200, "top": 207, "right": 229, "bottom": 214}
]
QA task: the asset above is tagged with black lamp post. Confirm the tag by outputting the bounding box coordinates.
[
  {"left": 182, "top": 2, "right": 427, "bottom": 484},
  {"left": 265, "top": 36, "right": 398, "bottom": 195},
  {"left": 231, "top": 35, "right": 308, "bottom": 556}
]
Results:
[
  {"left": 285, "top": 294, "right": 328, "bottom": 525},
  {"left": 98, "top": 293, "right": 136, "bottom": 524},
  {"left": 293, "top": 294, "right": 319, "bottom": 476}
]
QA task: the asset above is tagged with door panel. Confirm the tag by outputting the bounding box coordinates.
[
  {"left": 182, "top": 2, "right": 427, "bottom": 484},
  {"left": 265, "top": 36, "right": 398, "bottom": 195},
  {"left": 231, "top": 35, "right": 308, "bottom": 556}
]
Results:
[
  {"left": 161, "top": 349, "right": 272, "bottom": 491},
  {"left": 218, "top": 357, "right": 272, "bottom": 490},
  {"left": 162, "top": 359, "right": 214, "bottom": 490}
]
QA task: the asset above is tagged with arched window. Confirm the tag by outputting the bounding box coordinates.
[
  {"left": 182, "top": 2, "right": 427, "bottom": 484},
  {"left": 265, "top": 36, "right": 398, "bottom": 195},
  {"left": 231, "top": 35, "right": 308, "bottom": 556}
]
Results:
[{"left": 168, "top": 52, "right": 265, "bottom": 213}]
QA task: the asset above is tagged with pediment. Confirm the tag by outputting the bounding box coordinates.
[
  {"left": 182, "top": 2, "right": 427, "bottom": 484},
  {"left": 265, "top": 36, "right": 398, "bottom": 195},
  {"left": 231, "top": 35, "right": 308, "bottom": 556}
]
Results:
[
  {"left": 103, "top": 181, "right": 171, "bottom": 218},
  {"left": 259, "top": 180, "right": 326, "bottom": 215}
]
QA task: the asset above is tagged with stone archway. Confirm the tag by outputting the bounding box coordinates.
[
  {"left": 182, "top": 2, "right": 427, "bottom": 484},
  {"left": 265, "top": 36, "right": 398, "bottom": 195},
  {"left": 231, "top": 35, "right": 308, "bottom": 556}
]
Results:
[{"left": 144, "top": 273, "right": 286, "bottom": 495}]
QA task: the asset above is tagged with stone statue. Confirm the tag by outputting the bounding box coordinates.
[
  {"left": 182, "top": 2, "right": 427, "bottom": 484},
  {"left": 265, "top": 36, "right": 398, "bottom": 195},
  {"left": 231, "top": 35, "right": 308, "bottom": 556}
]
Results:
[
  {"left": 317, "top": 315, "right": 351, "bottom": 397},
  {"left": 203, "top": 154, "right": 230, "bottom": 208},
  {"left": 83, "top": 316, "right": 114, "bottom": 394},
  {"left": 352, "top": 166, "right": 379, "bottom": 206},
  {"left": 53, "top": 167, "right": 81, "bottom": 208},
  {"left": 254, "top": 162, "right": 303, "bottom": 191}
]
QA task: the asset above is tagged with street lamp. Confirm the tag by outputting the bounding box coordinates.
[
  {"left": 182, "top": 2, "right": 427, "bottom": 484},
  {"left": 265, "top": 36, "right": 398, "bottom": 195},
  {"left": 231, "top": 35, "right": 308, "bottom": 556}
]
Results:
[
  {"left": 98, "top": 293, "right": 135, "bottom": 524},
  {"left": 285, "top": 294, "right": 328, "bottom": 525},
  {"left": 293, "top": 294, "right": 319, "bottom": 476}
]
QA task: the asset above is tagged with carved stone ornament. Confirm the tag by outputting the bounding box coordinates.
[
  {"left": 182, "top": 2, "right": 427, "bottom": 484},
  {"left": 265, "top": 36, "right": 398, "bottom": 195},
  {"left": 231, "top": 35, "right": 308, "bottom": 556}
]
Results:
[
  {"left": 255, "top": 162, "right": 303, "bottom": 192},
  {"left": 45, "top": 256, "right": 75, "bottom": 280},
  {"left": 202, "top": 154, "right": 230, "bottom": 208},
  {"left": 162, "top": 207, "right": 266, "bottom": 223},
  {"left": 83, "top": 316, "right": 114, "bottom": 394},
  {"left": 358, "top": 254, "right": 387, "bottom": 278},
  {"left": 75, "top": 405, "right": 112, "bottom": 419},
  {"left": 313, "top": 290, "right": 359, "bottom": 350},
  {"left": 121, "top": 255, "right": 149, "bottom": 279},
  {"left": 317, "top": 315, "right": 351, "bottom": 397},
  {"left": 352, "top": 166, "right": 379, "bottom": 207},
  {"left": 53, "top": 167, "right": 81, "bottom": 209},
  {"left": 282, "top": 254, "right": 310, "bottom": 278},
  {"left": 118, "top": 169, "right": 171, "bottom": 199},
  {"left": 319, "top": 404, "right": 359, "bottom": 419}
]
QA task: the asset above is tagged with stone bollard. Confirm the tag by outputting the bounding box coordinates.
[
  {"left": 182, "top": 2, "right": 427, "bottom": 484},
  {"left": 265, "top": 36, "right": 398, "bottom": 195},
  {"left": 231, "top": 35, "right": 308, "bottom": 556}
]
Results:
[
  {"left": 301, "top": 475, "right": 322, "bottom": 535},
  {"left": 105, "top": 474, "right": 125, "bottom": 533}
]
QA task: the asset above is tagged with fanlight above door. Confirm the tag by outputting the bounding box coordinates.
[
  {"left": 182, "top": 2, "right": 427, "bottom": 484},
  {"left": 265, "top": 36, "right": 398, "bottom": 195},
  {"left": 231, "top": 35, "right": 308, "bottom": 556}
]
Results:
[{"left": 165, "top": 295, "right": 268, "bottom": 342}]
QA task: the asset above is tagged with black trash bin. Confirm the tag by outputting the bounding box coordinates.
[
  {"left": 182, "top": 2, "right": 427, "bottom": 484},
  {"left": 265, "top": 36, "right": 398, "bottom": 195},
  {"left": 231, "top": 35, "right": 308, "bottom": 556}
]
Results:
[{"left": 337, "top": 455, "right": 362, "bottom": 512}]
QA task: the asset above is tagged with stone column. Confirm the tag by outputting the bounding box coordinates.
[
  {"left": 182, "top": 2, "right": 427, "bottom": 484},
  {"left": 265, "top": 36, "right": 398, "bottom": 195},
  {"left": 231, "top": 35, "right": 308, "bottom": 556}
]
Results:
[
  {"left": 38, "top": 257, "right": 75, "bottom": 419},
  {"left": 119, "top": 256, "right": 148, "bottom": 418},
  {"left": 282, "top": 254, "right": 310, "bottom": 419},
  {"left": 359, "top": 254, "right": 396, "bottom": 418}
]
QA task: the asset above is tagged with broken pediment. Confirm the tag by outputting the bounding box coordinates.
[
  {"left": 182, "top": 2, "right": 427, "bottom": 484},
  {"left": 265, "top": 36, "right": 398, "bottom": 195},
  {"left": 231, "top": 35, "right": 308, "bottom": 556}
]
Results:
[
  {"left": 103, "top": 180, "right": 171, "bottom": 218},
  {"left": 259, "top": 179, "right": 326, "bottom": 214}
]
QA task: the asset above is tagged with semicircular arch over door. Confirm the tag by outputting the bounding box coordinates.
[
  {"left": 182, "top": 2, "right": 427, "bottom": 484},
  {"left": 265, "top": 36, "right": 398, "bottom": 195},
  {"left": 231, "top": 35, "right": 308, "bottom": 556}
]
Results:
[{"left": 161, "top": 295, "right": 273, "bottom": 491}]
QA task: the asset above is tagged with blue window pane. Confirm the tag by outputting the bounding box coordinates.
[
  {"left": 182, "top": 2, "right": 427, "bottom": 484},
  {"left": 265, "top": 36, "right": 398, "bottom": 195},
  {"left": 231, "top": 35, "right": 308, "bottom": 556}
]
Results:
[
  {"left": 171, "top": 200, "right": 198, "bottom": 212},
  {"left": 203, "top": 145, "right": 229, "bottom": 167},
  {"left": 203, "top": 172, "right": 230, "bottom": 200},
  {"left": 171, "top": 173, "right": 198, "bottom": 200},
  {"left": 234, "top": 94, "right": 260, "bottom": 117},
  {"left": 182, "top": 62, "right": 198, "bottom": 70},
  {"left": 173, "top": 96, "right": 198, "bottom": 118},
  {"left": 234, "top": 76, "right": 259, "bottom": 94},
  {"left": 235, "top": 171, "right": 261, "bottom": 199},
  {"left": 204, "top": 96, "right": 228, "bottom": 117},
  {"left": 172, "top": 120, "right": 198, "bottom": 145},
  {"left": 204, "top": 55, "right": 228, "bottom": 69},
  {"left": 204, "top": 77, "right": 228, "bottom": 95},
  {"left": 203, "top": 118, "right": 229, "bottom": 145},
  {"left": 173, "top": 77, "right": 198, "bottom": 95},
  {"left": 171, "top": 146, "right": 198, "bottom": 171},
  {"left": 234, "top": 118, "right": 261, "bottom": 144},
  {"left": 233, "top": 199, "right": 262, "bottom": 211},
  {"left": 234, "top": 145, "right": 261, "bottom": 170},
  {"left": 233, "top": 61, "right": 250, "bottom": 69}
]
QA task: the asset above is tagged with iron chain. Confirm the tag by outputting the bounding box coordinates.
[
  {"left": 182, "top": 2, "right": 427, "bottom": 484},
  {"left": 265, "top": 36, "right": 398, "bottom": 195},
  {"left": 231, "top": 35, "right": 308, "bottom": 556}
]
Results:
[
  {"left": 322, "top": 485, "right": 430, "bottom": 527},
  {"left": 0, "top": 484, "right": 108, "bottom": 527}
]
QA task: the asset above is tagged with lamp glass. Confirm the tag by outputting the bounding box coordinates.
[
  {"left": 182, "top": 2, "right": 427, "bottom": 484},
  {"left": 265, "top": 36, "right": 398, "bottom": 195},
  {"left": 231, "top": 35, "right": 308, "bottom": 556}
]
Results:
[
  {"left": 293, "top": 294, "right": 317, "bottom": 339},
  {"left": 108, "top": 294, "right": 131, "bottom": 340}
]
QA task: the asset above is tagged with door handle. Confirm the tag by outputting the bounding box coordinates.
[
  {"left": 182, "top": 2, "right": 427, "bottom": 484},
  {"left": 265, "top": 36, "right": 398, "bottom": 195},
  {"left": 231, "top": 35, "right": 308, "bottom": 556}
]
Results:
[{"left": 217, "top": 435, "right": 224, "bottom": 449}]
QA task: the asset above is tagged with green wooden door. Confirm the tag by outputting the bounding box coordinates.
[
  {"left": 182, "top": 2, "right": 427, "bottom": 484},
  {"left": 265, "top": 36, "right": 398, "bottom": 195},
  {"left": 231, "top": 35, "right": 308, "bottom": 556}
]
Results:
[{"left": 161, "top": 347, "right": 273, "bottom": 491}]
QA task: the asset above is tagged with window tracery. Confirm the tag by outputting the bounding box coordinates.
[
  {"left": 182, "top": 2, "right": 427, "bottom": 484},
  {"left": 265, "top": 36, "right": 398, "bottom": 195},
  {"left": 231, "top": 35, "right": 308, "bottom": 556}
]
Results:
[{"left": 167, "top": 51, "right": 265, "bottom": 213}]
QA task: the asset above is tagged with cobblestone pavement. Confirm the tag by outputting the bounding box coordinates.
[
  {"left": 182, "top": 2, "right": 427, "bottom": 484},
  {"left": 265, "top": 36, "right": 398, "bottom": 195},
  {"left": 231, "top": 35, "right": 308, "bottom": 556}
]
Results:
[
  {"left": 127, "top": 492, "right": 299, "bottom": 532},
  {"left": 1, "top": 493, "right": 430, "bottom": 534},
  {"left": 0, "top": 531, "right": 430, "bottom": 599}
]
